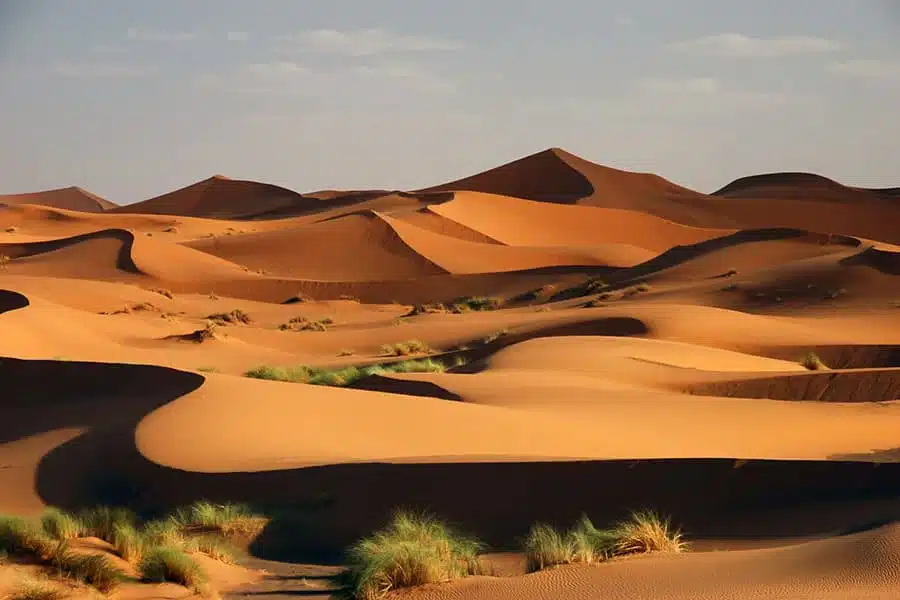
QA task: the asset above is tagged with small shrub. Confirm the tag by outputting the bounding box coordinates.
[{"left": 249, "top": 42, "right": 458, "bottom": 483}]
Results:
[
  {"left": 51, "top": 544, "right": 125, "bottom": 592},
  {"left": 523, "top": 523, "right": 572, "bottom": 573},
  {"left": 8, "top": 575, "right": 65, "bottom": 600},
  {"left": 148, "top": 288, "right": 174, "bottom": 299},
  {"left": 77, "top": 507, "right": 136, "bottom": 543},
  {"left": 0, "top": 254, "right": 12, "bottom": 266},
  {"left": 245, "top": 358, "right": 452, "bottom": 387},
  {"left": 379, "top": 340, "right": 431, "bottom": 356},
  {"left": 40, "top": 508, "right": 82, "bottom": 541},
  {"left": 194, "top": 535, "right": 237, "bottom": 564},
  {"left": 206, "top": 309, "right": 252, "bottom": 326},
  {"left": 140, "top": 545, "right": 207, "bottom": 590},
  {"left": 344, "top": 510, "right": 483, "bottom": 600},
  {"left": 279, "top": 316, "right": 333, "bottom": 332},
  {"left": 449, "top": 296, "right": 503, "bottom": 313},
  {"left": 111, "top": 522, "right": 145, "bottom": 564},
  {"left": 284, "top": 293, "right": 312, "bottom": 304},
  {"left": 338, "top": 349, "right": 355, "bottom": 357},
  {"left": 171, "top": 501, "right": 266, "bottom": 538},
  {"left": 141, "top": 519, "right": 186, "bottom": 548},
  {"left": 4, "top": 226, "right": 17, "bottom": 233},
  {"left": 611, "top": 510, "right": 686, "bottom": 556},
  {"left": 197, "top": 366, "right": 219, "bottom": 373},
  {"left": 800, "top": 352, "right": 829, "bottom": 371},
  {"left": 0, "top": 515, "right": 55, "bottom": 559}
]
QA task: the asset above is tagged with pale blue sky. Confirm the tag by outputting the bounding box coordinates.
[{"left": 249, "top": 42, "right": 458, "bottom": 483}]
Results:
[{"left": 2, "top": 0, "right": 899, "bottom": 204}]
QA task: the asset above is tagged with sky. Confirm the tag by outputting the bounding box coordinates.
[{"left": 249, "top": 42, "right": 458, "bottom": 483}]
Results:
[{"left": 1, "top": 0, "right": 899, "bottom": 204}]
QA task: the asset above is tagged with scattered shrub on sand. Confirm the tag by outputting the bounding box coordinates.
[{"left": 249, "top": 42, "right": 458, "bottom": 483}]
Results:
[
  {"left": 163, "top": 226, "right": 178, "bottom": 233},
  {"left": 279, "top": 316, "right": 333, "bottom": 332},
  {"left": 611, "top": 510, "right": 686, "bottom": 556},
  {"left": 77, "top": 507, "right": 137, "bottom": 544},
  {"left": 523, "top": 516, "right": 616, "bottom": 572},
  {"left": 196, "top": 366, "right": 219, "bottom": 373},
  {"left": 0, "top": 515, "right": 55, "bottom": 559},
  {"left": 338, "top": 349, "right": 356, "bottom": 357},
  {"left": 245, "top": 358, "right": 454, "bottom": 387},
  {"left": 40, "top": 509, "right": 82, "bottom": 542},
  {"left": 206, "top": 309, "right": 252, "bottom": 326},
  {"left": 449, "top": 296, "right": 503, "bottom": 313},
  {"left": 404, "top": 303, "right": 449, "bottom": 317},
  {"left": 523, "top": 524, "right": 573, "bottom": 572},
  {"left": 169, "top": 323, "right": 220, "bottom": 343},
  {"left": 512, "top": 285, "right": 558, "bottom": 303},
  {"left": 171, "top": 501, "right": 267, "bottom": 538},
  {"left": 4, "top": 226, "right": 17, "bottom": 233},
  {"left": 524, "top": 511, "right": 684, "bottom": 572},
  {"left": 193, "top": 535, "right": 237, "bottom": 564},
  {"left": 147, "top": 288, "right": 174, "bottom": 299},
  {"left": 139, "top": 545, "right": 207, "bottom": 591},
  {"left": 111, "top": 522, "right": 145, "bottom": 564},
  {"left": 800, "top": 352, "right": 829, "bottom": 371},
  {"left": 51, "top": 544, "right": 125, "bottom": 593},
  {"left": 481, "top": 329, "right": 509, "bottom": 345},
  {"left": 379, "top": 340, "right": 432, "bottom": 356},
  {"left": 344, "top": 510, "right": 483, "bottom": 600},
  {"left": 0, "top": 254, "right": 12, "bottom": 266},
  {"left": 8, "top": 574, "right": 66, "bottom": 600},
  {"left": 141, "top": 519, "right": 186, "bottom": 549}
]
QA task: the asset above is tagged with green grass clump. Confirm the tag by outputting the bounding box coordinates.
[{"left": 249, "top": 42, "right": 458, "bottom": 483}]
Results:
[
  {"left": 8, "top": 575, "right": 66, "bottom": 600},
  {"left": 379, "top": 340, "right": 432, "bottom": 356},
  {"left": 611, "top": 510, "right": 686, "bottom": 555},
  {"left": 245, "top": 358, "right": 454, "bottom": 387},
  {"left": 523, "top": 511, "right": 684, "bottom": 572},
  {"left": 111, "top": 522, "right": 145, "bottom": 564},
  {"left": 40, "top": 508, "right": 82, "bottom": 541},
  {"left": 51, "top": 544, "right": 125, "bottom": 593},
  {"left": 77, "top": 507, "right": 136, "bottom": 544},
  {"left": 344, "top": 510, "right": 483, "bottom": 600},
  {"left": 193, "top": 535, "right": 237, "bottom": 564},
  {"left": 800, "top": 351, "right": 829, "bottom": 371},
  {"left": 448, "top": 296, "right": 503, "bottom": 313},
  {"left": 279, "top": 316, "right": 333, "bottom": 332},
  {"left": 141, "top": 518, "right": 187, "bottom": 548},
  {"left": 139, "top": 545, "right": 207, "bottom": 591},
  {"left": 523, "top": 515, "right": 616, "bottom": 572},
  {"left": 171, "top": 501, "right": 267, "bottom": 537},
  {"left": 0, "top": 515, "right": 55, "bottom": 559}
]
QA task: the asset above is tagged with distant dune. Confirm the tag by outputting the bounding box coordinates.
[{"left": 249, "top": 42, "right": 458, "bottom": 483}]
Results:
[{"left": 0, "top": 185, "right": 117, "bottom": 212}]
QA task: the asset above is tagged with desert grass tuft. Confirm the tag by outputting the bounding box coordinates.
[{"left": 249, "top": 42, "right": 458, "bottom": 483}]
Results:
[
  {"left": 800, "top": 351, "right": 829, "bottom": 371},
  {"left": 77, "top": 507, "right": 136, "bottom": 544},
  {"left": 206, "top": 309, "right": 252, "bottom": 326},
  {"left": 523, "top": 523, "right": 573, "bottom": 573},
  {"left": 344, "top": 510, "right": 483, "bottom": 600},
  {"left": 379, "top": 340, "right": 431, "bottom": 356},
  {"left": 8, "top": 574, "right": 66, "bottom": 600},
  {"left": 51, "top": 543, "right": 126, "bottom": 593},
  {"left": 279, "top": 316, "right": 333, "bottom": 332},
  {"left": 40, "top": 508, "right": 82, "bottom": 541},
  {"left": 139, "top": 545, "right": 207, "bottom": 591},
  {"left": 245, "top": 358, "right": 453, "bottom": 387},
  {"left": 0, "top": 515, "right": 56, "bottom": 559},
  {"left": 141, "top": 518, "right": 187, "bottom": 548},
  {"left": 111, "top": 522, "right": 145, "bottom": 564},
  {"left": 193, "top": 535, "right": 238, "bottom": 564},
  {"left": 171, "top": 501, "right": 266, "bottom": 538},
  {"left": 611, "top": 510, "right": 686, "bottom": 556}
]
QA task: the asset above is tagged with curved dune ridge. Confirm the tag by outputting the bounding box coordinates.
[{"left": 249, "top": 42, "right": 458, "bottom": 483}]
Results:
[
  {"left": 0, "top": 185, "right": 117, "bottom": 212},
  {"left": 109, "top": 174, "right": 309, "bottom": 219},
  {"left": 1, "top": 147, "right": 900, "bottom": 599}
]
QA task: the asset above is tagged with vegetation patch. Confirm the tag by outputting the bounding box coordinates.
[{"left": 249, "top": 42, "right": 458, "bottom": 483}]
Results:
[
  {"left": 139, "top": 545, "right": 207, "bottom": 591},
  {"left": 245, "top": 357, "right": 455, "bottom": 387},
  {"left": 379, "top": 340, "right": 432, "bottom": 356},
  {"left": 800, "top": 351, "right": 830, "bottom": 371},
  {"left": 206, "top": 309, "right": 252, "bottom": 325},
  {"left": 280, "top": 316, "right": 333, "bottom": 332},
  {"left": 342, "top": 510, "right": 483, "bottom": 600}
]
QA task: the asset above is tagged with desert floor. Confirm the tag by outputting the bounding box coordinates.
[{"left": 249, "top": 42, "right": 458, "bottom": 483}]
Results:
[{"left": 2, "top": 147, "right": 900, "bottom": 599}]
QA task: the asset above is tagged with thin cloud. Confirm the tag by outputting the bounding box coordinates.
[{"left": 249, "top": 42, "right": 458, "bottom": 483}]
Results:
[
  {"left": 227, "top": 31, "right": 250, "bottom": 42},
  {"left": 638, "top": 76, "right": 793, "bottom": 106},
  {"left": 195, "top": 60, "right": 455, "bottom": 96},
  {"left": 280, "top": 28, "right": 464, "bottom": 56},
  {"left": 53, "top": 62, "right": 157, "bottom": 78},
  {"left": 669, "top": 33, "right": 842, "bottom": 57},
  {"left": 826, "top": 59, "right": 900, "bottom": 81},
  {"left": 126, "top": 27, "right": 198, "bottom": 42}
]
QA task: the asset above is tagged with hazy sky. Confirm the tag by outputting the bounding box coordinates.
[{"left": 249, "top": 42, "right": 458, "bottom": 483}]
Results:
[{"left": 2, "top": 1, "right": 899, "bottom": 204}]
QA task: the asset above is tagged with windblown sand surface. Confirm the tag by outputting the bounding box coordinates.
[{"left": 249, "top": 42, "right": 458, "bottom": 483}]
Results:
[{"left": 2, "top": 147, "right": 899, "bottom": 599}]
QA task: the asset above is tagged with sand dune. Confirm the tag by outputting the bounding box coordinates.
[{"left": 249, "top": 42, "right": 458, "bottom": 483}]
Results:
[
  {"left": 0, "top": 185, "right": 116, "bottom": 212},
  {"left": 2, "top": 148, "right": 900, "bottom": 599},
  {"left": 109, "top": 174, "right": 309, "bottom": 219}
]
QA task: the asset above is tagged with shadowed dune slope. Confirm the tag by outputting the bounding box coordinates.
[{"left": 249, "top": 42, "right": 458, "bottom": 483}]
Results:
[
  {"left": 713, "top": 172, "right": 900, "bottom": 203},
  {"left": 110, "top": 175, "right": 309, "bottom": 219},
  {"left": 0, "top": 186, "right": 117, "bottom": 212},
  {"left": 0, "top": 228, "right": 252, "bottom": 285},
  {"left": 410, "top": 523, "right": 900, "bottom": 600},
  {"left": 185, "top": 212, "right": 449, "bottom": 280}
]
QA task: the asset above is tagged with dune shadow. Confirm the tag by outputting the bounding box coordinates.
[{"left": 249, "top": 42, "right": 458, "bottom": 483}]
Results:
[
  {"left": 686, "top": 368, "right": 900, "bottom": 402},
  {"left": 0, "top": 228, "right": 140, "bottom": 273},
  {"left": 0, "top": 289, "right": 30, "bottom": 314}
]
